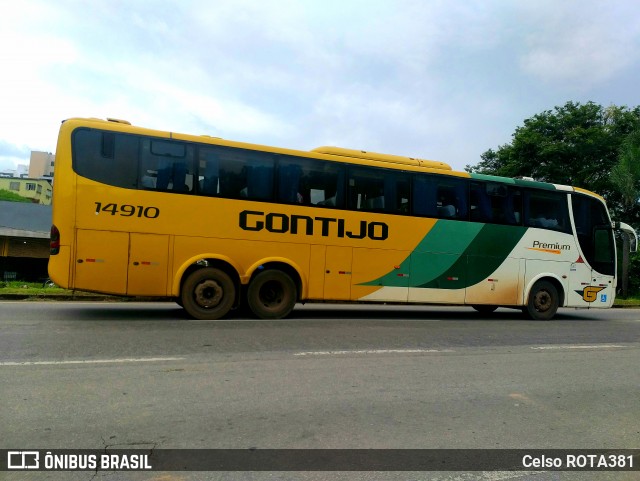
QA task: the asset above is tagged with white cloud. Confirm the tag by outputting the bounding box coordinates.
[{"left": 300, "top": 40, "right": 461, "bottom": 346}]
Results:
[
  {"left": 517, "top": 1, "right": 640, "bottom": 89},
  {"left": 0, "top": 0, "right": 638, "bottom": 172}
]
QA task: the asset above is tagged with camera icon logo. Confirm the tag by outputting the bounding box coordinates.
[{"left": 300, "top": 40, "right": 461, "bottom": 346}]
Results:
[{"left": 7, "top": 451, "right": 40, "bottom": 469}]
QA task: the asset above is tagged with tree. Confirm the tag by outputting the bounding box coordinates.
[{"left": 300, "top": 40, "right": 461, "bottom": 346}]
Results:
[
  {"left": 611, "top": 129, "right": 640, "bottom": 208},
  {"left": 467, "top": 101, "right": 640, "bottom": 296},
  {"left": 611, "top": 129, "right": 640, "bottom": 296},
  {"left": 467, "top": 101, "right": 640, "bottom": 218}
]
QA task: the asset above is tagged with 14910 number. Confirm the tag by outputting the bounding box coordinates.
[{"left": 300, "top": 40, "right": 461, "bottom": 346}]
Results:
[{"left": 94, "top": 202, "right": 160, "bottom": 218}]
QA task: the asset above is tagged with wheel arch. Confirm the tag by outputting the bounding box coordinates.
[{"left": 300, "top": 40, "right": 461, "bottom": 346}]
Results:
[
  {"left": 173, "top": 254, "right": 242, "bottom": 301},
  {"left": 524, "top": 274, "right": 566, "bottom": 308},
  {"left": 246, "top": 258, "right": 305, "bottom": 301}
]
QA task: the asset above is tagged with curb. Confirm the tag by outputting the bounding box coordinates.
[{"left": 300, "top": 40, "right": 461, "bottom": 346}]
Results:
[
  {"left": 1, "top": 293, "right": 638, "bottom": 308},
  {"left": 0, "top": 293, "right": 159, "bottom": 302}
]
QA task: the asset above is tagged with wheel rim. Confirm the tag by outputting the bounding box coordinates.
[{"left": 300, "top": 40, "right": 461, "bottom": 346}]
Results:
[
  {"left": 194, "top": 279, "right": 223, "bottom": 308},
  {"left": 259, "top": 280, "right": 284, "bottom": 308},
  {"left": 533, "top": 289, "right": 551, "bottom": 312}
]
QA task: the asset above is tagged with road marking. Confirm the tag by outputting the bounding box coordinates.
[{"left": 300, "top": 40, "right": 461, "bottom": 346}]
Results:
[
  {"left": 294, "top": 348, "right": 454, "bottom": 356},
  {"left": 531, "top": 345, "right": 625, "bottom": 350},
  {"left": 0, "top": 357, "right": 185, "bottom": 367}
]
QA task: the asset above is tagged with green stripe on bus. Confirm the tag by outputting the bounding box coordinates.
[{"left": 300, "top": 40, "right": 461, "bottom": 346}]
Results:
[
  {"left": 469, "top": 173, "right": 517, "bottom": 184},
  {"left": 469, "top": 173, "right": 557, "bottom": 191},
  {"left": 417, "top": 224, "right": 528, "bottom": 289},
  {"left": 361, "top": 222, "right": 528, "bottom": 289},
  {"left": 361, "top": 220, "right": 484, "bottom": 288}
]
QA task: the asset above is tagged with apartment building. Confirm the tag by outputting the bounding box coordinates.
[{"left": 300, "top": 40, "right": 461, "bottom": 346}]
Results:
[
  {"left": 0, "top": 177, "right": 53, "bottom": 205},
  {"left": 28, "top": 151, "right": 55, "bottom": 179}
]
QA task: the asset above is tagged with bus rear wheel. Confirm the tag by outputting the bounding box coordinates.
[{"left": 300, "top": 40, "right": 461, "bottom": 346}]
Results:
[
  {"left": 247, "top": 270, "right": 297, "bottom": 319},
  {"left": 525, "top": 280, "right": 559, "bottom": 321},
  {"left": 181, "top": 268, "right": 235, "bottom": 320}
]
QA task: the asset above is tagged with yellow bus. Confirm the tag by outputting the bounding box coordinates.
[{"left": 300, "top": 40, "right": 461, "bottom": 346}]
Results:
[{"left": 48, "top": 118, "right": 636, "bottom": 320}]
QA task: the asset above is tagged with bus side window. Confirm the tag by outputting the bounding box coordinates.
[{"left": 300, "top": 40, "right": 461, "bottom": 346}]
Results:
[
  {"left": 470, "top": 182, "right": 492, "bottom": 223},
  {"left": 346, "top": 166, "right": 409, "bottom": 214},
  {"left": 277, "top": 163, "right": 303, "bottom": 203},
  {"left": 413, "top": 176, "right": 438, "bottom": 217},
  {"left": 277, "top": 156, "right": 344, "bottom": 207},
  {"left": 504, "top": 189, "right": 522, "bottom": 225},
  {"left": 524, "top": 191, "right": 570, "bottom": 233},
  {"left": 199, "top": 148, "right": 220, "bottom": 195},
  {"left": 214, "top": 147, "right": 274, "bottom": 201},
  {"left": 72, "top": 129, "right": 138, "bottom": 189},
  {"left": 316, "top": 163, "right": 345, "bottom": 207},
  {"left": 470, "top": 183, "right": 522, "bottom": 225},
  {"left": 435, "top": 177, "right": 468, "bottom": 220},
  {"left": 348, "top": 167, "right": 385, "bottom": 212},
  {"left": 140, "top": 139, "right": 194, "bottom": 193},
  {"left": 384, "top": 173, "right": 410, "bottom": 214},
  {"left": 217, "top": 153, "right": 242, "bottom": 197},
  {"left": 246, "top": 164, "right": 273, "bottom": 200}
]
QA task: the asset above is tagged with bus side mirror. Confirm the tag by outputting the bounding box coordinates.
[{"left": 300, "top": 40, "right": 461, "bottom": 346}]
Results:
[{"left": 615, "top": 222, "right": 638, "bottom": 253}]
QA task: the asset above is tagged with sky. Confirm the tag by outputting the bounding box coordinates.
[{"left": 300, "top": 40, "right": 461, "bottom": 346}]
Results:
[{"left": 0, "top": 0, "right": 639, "bottom": 173}]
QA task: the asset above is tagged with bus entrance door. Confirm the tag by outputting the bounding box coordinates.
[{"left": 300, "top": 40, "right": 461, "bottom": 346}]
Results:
[{"left": 74, "top": 229, "right": 129, "bottom": 294}]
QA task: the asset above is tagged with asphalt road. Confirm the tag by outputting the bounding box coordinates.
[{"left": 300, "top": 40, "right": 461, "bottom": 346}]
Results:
[{"left": 1, "top": 301, "right": 639, "bottom": 481}]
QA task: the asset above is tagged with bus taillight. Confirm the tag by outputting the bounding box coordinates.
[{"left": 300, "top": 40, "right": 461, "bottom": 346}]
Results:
[{"left": 50, "top": 225, "right": 60, "bottom": 255}]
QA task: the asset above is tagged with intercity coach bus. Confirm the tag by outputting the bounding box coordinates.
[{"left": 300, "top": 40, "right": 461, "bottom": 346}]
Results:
[{"left": 48, "top": 117, "right": 636, "bottom": 320}]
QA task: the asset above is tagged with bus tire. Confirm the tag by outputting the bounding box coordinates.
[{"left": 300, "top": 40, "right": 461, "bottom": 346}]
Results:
[
  {"left": 247, "top": 270, "right": 297, "bottom": 320},
  {"left": 181, "top": 268, "right": 235, "bottom": 320},
  {"left": 525, "top": 280, "right": 559, "bottom": 321},
  {"left": 472, "top": 305, "right": 498, "bottom": 314}
]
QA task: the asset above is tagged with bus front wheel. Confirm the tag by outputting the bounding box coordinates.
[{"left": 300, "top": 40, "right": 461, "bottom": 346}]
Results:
[
  {"left": 181, "top": 268, "right": 235, "bottom": 320},
  {"left": 247, "top": 270, "right": 297, "bottom": 319},
  {"left": 472, "top": 305, "right": 498, "bottom": 314},
  {"left": 525, "top": 280, "right": 559, "bottom": 321}
]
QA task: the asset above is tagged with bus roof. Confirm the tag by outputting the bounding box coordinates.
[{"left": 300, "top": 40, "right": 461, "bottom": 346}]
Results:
[
  {"left": 311, "top": 146, "right": 452, "bottom": 170},
  {"left": 61, "top": 117, "right": 606, "bottom": 202}
]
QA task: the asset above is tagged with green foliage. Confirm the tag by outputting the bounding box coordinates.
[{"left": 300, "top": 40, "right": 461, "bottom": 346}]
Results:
[
  {"left": 466, "top": 101, "right": 640, "bottom": 295},
  {"left": 0, "top": 189, "right": 32, "bottom": 203},
  {"left": 4, "top": 281, "right": 40, "bottom": 288},
  {"left": 467, "top": 101, "right": 640, "bottom": 209},
  {"left": 0, "top": 281, "right": 68, "bottom": 296},
  {"left": 611, "top": 129, "right": 640, "bottom": 208},
  {"left": 626, "top": 252, "right": 640, "bottom": 296}
]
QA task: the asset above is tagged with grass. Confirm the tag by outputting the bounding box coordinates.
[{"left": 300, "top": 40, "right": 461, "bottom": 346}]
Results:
[
  {"left": 611, "top": 297, "right": 640, "bottom": 307},
  {"left": 0, "top": 189, "right": 33, "bottom": 203},
  {"left": 0, "top": 281, "right": 98, "bottom": 297}
]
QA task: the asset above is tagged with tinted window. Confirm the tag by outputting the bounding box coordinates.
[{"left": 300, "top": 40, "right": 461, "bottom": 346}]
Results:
[
  {"left": 72, "top": 129, "right": 139, "bottom": 188},
  {"left": 523, "top": 191, "right": 571, "bottom": 233},
  {"left": 470, "top": 182, "right": 522, "bottom": 225},
  {"left": 348, "top": 167, "right": 409, "bottom": 214},
  {"left": 277, "top": 157, "right": 345, "bottom": 208},
  {"left": 413, "top": 175, "right": 468, "bottom": 220},
  {"left": 198, "top": 146, "right": 275, "bottom": 201},
  {"left": 140, "top": 139, "right": 195, "bottom": 193},
  {"left": 572, "top": 194, "right": 614, "bottom": 275}
]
